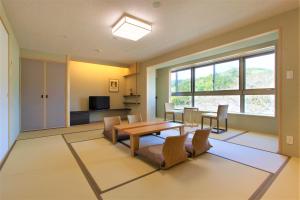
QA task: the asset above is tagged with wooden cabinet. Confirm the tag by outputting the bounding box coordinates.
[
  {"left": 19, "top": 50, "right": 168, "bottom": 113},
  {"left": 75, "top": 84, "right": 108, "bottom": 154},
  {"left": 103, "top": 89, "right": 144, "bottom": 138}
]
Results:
[{"left": 21, "top": 58, "right": 66, "bottom": 131}]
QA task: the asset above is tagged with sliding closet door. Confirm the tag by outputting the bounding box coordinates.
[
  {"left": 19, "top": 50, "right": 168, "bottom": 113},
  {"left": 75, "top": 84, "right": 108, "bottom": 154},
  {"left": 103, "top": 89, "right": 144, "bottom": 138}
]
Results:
[
  {"left": 0, "top": 20, "right": 9, "bottom": 161},
  {"left": 21, "top": 59, "right": 45, "bottom": 131},
  {"left": 46, "top": 62, "right": 66, "bottom": 128}
]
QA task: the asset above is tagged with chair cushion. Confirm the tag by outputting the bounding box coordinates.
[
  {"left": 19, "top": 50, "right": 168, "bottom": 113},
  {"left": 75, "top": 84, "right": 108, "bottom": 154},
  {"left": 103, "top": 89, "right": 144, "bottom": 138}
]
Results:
[
  {"left": 118, "top": 131, "right": 129, "bottom": 140},
  {"left": 185, "top": 138, "right": 194, "bottom": 155},
  {"left": 103, "top": 130, "right": 129, "bottom": 141},
  {"left": 103, "top": 130, "right": 113, "bottom": 141},
  {"left": 185, "top": 136, "right": 212, "bottom": 156},
  {"left": 137, "top": 144, "right": 164, "bottom": 167},
  {"left": 202, "top": 112, "right": 217, "bottom": 118}
]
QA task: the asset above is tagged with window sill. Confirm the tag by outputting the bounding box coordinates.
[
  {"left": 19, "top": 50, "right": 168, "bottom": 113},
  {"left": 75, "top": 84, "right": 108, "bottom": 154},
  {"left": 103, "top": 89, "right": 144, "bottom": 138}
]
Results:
[{"left": 197, "top": 110, "right": 275, "bottom": 118}]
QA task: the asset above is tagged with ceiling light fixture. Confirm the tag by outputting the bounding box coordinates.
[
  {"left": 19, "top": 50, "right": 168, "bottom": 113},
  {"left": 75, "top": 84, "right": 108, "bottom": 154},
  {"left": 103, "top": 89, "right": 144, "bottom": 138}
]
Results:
[{"left": 112, "top": 15, "right": 152, "bottom": 41}]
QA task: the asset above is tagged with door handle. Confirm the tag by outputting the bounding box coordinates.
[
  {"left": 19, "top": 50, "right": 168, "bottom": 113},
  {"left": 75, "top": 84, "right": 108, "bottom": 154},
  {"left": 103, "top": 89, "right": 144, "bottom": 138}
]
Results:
[
  {"left": 46, "top": 95, "right": 48, "bottom": 98},
  {"left": 41, "top": 94, "right": 44, "bottom": 98}
]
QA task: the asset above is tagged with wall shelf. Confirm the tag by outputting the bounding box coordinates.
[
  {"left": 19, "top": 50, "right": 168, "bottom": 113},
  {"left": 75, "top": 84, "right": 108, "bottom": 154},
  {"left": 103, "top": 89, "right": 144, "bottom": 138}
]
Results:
[
  {"left": 123, "top": 94, "right": 141, "bottom": 97},
  {"left": 123, "top": 72, "right": 139, "bottom": 78},
  {"left": 123, "top": 102, "right": 140, "bottom": 105}
]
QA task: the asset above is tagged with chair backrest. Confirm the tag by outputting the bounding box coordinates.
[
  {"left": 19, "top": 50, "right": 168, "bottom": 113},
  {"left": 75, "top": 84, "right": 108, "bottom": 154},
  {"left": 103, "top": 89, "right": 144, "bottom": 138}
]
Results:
[
  {"left": 162, "top": 134, "right": 188, "bottom": 169},
  {"left": 217, "top": 105, "right": 229, "bottom": 120},
  {"left": 103, "top": 116, "right": 121, "bottom": 132},
  {"left": 127, "top": 114, "right": 142, "bottom": 124},
  {"left": 183, "top": 107, "right": 199, "bottom": 124},
  {"left": 192, "top": 129, "right": 212, "bottom": 156},
  {"left": 165, "top": 103, "right": 174, "bottom": 112}
]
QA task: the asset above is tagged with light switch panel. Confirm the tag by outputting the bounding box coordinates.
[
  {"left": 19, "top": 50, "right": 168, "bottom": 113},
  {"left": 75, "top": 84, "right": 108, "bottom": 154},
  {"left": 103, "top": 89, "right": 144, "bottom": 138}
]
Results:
[
  {"left": 286, "top": 136, "right": 294, "bottom": 145},
  {"left": 286, "top": 70, "right": 293, "bottom": 80}
]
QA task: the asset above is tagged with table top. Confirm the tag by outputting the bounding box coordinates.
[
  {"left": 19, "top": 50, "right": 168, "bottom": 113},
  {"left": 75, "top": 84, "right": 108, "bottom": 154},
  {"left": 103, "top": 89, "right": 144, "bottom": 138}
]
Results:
[
  {"left": 113, "top": 121, "right": 166, "bottom": 130},
  {"left": 123, "top": 122, "right": 183, "bottom": 136}
]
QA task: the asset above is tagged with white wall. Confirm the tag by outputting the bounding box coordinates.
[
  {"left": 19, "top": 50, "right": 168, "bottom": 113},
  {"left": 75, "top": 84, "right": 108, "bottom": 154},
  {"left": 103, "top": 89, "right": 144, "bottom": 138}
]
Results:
[
  {"left": 146, "top": 68, "right": 156, "bottom": 120},
  {"left": 0, "top": 0, "right": 21, "bottom": 162},
  {"left": 0, "top": 19, "right": 9, "bottom": 161}
]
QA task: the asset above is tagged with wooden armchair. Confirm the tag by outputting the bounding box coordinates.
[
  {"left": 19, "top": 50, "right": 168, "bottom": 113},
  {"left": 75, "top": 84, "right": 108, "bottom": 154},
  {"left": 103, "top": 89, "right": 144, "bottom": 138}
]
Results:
[
  {"left": 201, "top": 105, "right": 229, "bottom": 134},
  {"left": 164, "top": 103, "right": 183, "bottom": 122},
  {"left": 183, "top": 107, "right": 199, "bottom": 127}
]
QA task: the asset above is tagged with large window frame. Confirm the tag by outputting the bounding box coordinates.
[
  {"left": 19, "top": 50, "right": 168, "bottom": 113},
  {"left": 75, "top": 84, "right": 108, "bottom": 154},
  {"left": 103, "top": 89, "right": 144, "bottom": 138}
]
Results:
[{"left": 170, "top": 49, "right": 276, "bottom": 116}]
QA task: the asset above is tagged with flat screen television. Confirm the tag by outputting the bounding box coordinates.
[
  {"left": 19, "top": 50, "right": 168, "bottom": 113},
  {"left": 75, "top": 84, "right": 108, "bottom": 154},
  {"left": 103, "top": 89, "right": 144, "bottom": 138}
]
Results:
[{"left": 89, "top": 96, "right": 110, "bottom": 110}]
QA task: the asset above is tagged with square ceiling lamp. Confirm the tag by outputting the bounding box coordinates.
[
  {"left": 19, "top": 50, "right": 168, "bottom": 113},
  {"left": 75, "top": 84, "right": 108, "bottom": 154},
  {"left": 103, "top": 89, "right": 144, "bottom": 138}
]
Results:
[{"left": 112, "top": 15, "right": 152, "bottom": 41}]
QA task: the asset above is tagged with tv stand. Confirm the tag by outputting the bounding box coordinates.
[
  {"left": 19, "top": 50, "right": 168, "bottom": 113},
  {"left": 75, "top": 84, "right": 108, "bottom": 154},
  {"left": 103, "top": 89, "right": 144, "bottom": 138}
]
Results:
[{"left": 70, "top": 108, "right": 131, "bottom": 125}]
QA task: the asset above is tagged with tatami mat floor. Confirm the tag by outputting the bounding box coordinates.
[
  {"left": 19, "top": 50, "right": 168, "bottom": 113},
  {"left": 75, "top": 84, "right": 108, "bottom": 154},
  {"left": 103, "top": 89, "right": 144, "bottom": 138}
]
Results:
[
  {"left": 72, "top": 138, "right": 156, "bottom": 191},
  {"left": 0, "top": 123, "right": 297, "bottom": 200},
  {"left": 262, "top": 157, "right": 300, "bottom": 200},
  {"left": 228, "top": 132, "right": 278, "bottom": 153},
  {"left": 64, "top": 129, "right": 103, "bottom": 143},
  {"left": 17, "top": 122, "right": 104, "bottom": 140},
  {"left": 0, "top": 135, "right": 97, "bottom": 200},
  {"left": 122, "top": 134, "right": 287, "bottom": 173},
  {"left": 102, "top": 153, "right": 270, "bottom": 200}
]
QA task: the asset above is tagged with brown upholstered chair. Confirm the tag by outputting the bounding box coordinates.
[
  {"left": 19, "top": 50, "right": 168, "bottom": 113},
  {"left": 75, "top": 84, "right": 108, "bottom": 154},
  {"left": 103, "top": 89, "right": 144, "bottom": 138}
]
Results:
[
  {"left": 201, "top": 105, "right": 229, "bottom": 134},
  {"left": 185, "top": 129, "right": 212, "bottom": 157},
  {"left": 164, "top": 103, "right": 183, "bottom": 122},
  {"left": 127, "top": 114, "right": 142, "bottom": 124},
  {"left": 103, "top": 116, "right": 129, "bottom": 142},
  {"left": 137, "top": 134, "right": 188, "bottom": 169}
]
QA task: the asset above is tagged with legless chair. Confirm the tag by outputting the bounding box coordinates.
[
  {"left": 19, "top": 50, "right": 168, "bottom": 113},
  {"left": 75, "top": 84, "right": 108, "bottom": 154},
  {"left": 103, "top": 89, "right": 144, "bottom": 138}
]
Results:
[
  {"left": 185, "top": 129, "right": 212, "bottom": 157},
  {"left": 201, "top": 105, "right": 229, "bottom": 134},
  {"left": 137, "top": 134, "right": 188, "bottom": 169},
  {"left": 103, "top": 116, "right": 129, "bottom": 142},
  {"left": 127, "top": 114, "right": 142, "bottom": 124},
  {"left": 164, "top": 103, "right": 183, "bottom": 122}
]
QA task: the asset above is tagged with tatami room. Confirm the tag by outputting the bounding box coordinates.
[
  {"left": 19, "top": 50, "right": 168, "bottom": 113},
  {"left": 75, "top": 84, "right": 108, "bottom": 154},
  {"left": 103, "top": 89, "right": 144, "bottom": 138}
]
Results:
[{"left": 0, "top": 1, "right": 299, "bottom": 200}]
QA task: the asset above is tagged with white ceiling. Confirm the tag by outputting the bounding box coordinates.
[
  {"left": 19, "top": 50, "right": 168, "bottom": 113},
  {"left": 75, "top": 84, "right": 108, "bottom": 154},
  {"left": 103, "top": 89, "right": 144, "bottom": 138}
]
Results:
[{"left": 2, "top": 0, "right": 299, "bottom": 65}]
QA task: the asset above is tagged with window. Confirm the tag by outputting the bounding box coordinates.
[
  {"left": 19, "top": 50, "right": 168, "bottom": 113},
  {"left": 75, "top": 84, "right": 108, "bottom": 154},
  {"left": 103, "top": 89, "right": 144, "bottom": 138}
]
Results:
[
  {"left": 171, "top": 73, "right": 176, "bottom": 93},
  {"left": 170, "top": 96, "right": 192, "bottom": 109},
  {"left": 170, "top": 48, "right": 276, "bottom": 116},
  {"left": 245, "top": 95, "right": 275, "bottom": 116},
  {"left": 195, "top": 65, "right": 213, "bottom": 91},
  {"left": 214, "top": 60, "right": 239, "bottom": 90},
  {"left": 244, "top": 52, "right": 275, "bottom": 116},
  {"left": 194, "top": 95, "right": 240, "bottom": 113},
  {"left": 194, "top": 60, "right": 239, "bottom": 92},
  {"left": 245, "top": 53, "right": 275, "bottom": 89},
  {"left": 171, "top": 69, "right": 191, "bottom": 93}
]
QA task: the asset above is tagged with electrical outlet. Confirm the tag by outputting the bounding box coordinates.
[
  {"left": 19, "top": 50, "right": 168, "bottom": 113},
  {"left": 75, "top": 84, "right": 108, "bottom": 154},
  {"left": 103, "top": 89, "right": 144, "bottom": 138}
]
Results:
[
  {"left": 286, "top": 136, "right": 293, "bottom": 145},
  {"left": 286, "top": 70, "right": 294, "bottom": 80}
]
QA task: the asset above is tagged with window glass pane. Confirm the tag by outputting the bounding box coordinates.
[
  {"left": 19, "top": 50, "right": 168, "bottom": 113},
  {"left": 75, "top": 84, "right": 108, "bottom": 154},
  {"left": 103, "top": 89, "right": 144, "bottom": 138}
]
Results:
[
  {"left": 195, "top": 65, "right": 213, "bottom": 91},
  {"left": 170, "top": 96, "right": 192, "bottom": 109},
  {"left": 215, "top": 60, "right": 239, "bottom": 90},
  {"left": 245, "top": 53, "right": 275, "bottom": 89},
  {"left": 194, "top": 95, "right": 240, "bottom": 113},
  {"left": 171, "top": 72, "right": 176, "bottom": 93},
  {"left": 177, "top": 69, "right": 191, "bottom": 92},
  {"left": 245, "top": 95, "right": 275, "bottom": 116}
]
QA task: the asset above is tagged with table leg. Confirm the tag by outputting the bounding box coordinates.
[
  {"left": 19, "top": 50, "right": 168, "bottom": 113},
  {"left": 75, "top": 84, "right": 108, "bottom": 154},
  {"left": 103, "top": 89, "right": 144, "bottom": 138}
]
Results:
[
  {"left": 112, "top": 129, "right": 117, "bottom": 144},
  {"left": 179, "top": 126, "right": 184, "bottom": 135},
  {"left": 130, "top": 135, "right": 140, "bottom": 156}
]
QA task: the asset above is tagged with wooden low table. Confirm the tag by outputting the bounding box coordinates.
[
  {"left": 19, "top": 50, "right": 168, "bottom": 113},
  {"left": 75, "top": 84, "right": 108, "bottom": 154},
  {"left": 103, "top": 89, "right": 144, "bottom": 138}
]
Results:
[
  {"left": 112, "top": 121, "right": 166, "bottom": 144},
  {"left": 123, "top": 122, "right": 184, "bottom": 156}
]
